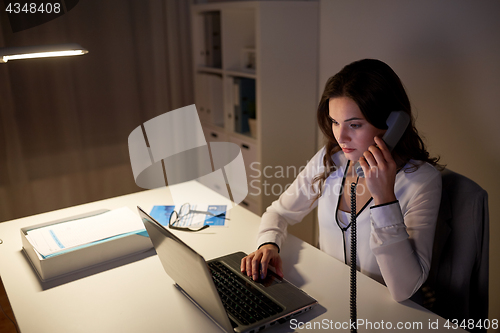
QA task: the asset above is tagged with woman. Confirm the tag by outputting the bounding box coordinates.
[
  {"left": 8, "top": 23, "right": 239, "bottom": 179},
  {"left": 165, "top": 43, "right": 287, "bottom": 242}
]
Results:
[{"left": 240, "top": 59, "right": 443, "bottom": 302}]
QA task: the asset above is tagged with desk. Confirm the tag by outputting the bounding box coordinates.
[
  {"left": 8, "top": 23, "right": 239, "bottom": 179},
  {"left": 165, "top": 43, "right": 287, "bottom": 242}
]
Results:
[{"left": 0, "top": 181, "right": 463, "bottom": 332}]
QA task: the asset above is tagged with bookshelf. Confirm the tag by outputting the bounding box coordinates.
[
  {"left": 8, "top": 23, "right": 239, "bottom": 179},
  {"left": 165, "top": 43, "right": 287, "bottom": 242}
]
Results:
[{"left": 191, "top": 1, "right": 319, "bottom": 241}]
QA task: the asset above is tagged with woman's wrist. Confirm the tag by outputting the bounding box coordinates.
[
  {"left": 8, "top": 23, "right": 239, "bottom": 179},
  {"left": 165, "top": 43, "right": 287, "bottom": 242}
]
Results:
[
  {"left": 372, "top": 193, "right": 397, "bottom": 206},
  {"left": 258, "top": 242, "right": 280, "bottom": 253}
]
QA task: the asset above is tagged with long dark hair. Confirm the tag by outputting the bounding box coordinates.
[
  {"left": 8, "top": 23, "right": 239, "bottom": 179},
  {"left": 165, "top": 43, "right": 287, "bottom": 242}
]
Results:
[{"left": 313, "top": 59, "right": 442, "bottom": 198}]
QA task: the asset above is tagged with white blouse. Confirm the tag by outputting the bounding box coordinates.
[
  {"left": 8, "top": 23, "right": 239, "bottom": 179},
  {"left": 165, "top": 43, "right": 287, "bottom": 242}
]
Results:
[{"left": 256, "top": 147, "right": 442, "bottom": 302}]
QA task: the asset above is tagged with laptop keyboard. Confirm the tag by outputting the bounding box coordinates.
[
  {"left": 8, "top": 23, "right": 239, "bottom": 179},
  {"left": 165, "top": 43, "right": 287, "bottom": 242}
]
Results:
[{"left": 208, "top": 261, "right": 283, "bottom": 326}]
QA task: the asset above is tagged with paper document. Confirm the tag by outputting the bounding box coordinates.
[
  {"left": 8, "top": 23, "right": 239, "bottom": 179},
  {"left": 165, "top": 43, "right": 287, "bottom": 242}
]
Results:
[
  {"left": 26, "top": 207, "right": 144, "bottom": 257},
  {"left": 150, "top": 204, "right": 228, "bottom": 227}
]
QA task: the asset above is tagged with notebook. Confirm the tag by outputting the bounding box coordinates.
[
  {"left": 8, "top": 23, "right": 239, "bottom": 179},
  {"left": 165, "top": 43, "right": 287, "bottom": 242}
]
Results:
[{"left": 138, "top": 206, "right": 318, "bottom": 333}]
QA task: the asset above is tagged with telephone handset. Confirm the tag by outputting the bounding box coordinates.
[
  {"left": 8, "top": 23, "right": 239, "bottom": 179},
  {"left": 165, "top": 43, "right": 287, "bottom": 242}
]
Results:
[{"left": 354, "top": 111, "right": 411, "bottom": 178}]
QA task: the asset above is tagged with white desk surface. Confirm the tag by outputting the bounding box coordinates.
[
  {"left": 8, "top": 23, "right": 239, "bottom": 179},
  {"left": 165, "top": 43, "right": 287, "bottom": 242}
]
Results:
[{"left": 0, "top": 181, "right": 462, "bottom": 332}]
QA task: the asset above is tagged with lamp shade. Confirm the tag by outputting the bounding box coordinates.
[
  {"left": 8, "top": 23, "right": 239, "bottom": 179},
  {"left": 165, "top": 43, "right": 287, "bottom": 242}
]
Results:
[{"left": 0, "top": 43, "right": 88, "bottom": 63}]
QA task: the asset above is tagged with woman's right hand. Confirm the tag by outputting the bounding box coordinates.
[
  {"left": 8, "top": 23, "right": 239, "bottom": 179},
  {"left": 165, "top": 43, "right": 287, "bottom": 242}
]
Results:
[{"left": 241, "top": 244, "right": 284, "bottom": 281}]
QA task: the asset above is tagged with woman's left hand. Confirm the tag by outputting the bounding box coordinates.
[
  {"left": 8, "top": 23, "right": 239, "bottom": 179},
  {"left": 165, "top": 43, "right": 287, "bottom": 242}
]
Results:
[{"left": 358, "top": 136, "right": 398, "bottom": 205}]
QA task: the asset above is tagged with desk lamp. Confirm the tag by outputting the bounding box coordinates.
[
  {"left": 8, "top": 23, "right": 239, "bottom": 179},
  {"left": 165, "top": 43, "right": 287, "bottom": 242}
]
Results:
[{"left": 0, "top": 43, "right": 88, "bottom": 63}]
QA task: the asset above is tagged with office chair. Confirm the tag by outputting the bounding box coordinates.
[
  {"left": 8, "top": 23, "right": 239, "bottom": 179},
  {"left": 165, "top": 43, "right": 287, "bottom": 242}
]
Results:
[{"left": 420, "top": 168, "right": 489, "bottom": 333}]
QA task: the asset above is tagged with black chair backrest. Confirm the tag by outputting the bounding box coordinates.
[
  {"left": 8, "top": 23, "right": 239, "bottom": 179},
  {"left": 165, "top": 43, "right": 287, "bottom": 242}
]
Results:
[{"left": 423, "top": 169, "right": 489, "bottom": 332}]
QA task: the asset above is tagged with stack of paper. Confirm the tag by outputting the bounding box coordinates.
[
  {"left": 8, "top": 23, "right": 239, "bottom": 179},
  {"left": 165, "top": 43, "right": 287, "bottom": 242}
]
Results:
[{"left": 25, "top": 207, "right": 144, "bottom": 258}]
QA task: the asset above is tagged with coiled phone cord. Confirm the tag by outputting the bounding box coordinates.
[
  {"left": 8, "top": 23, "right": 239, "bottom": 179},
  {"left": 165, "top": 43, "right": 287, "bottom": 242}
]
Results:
[{"left": 350, "top": 180, "right": 358, "bottom": 333}]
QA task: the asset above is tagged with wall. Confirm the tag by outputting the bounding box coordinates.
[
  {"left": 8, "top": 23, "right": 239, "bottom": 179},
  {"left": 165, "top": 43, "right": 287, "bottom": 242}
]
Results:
[
  {"left": 0, "top": 0, "right": 193, "bottom": 222},
  {"left": 318, "top": 0, "right": 500, "bottom": 324}
]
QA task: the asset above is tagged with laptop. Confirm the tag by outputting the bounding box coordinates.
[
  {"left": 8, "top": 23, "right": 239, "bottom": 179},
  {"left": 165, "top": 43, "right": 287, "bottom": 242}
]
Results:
[{"left": 138, "top": 206, "right": 318, "bottom": 333}]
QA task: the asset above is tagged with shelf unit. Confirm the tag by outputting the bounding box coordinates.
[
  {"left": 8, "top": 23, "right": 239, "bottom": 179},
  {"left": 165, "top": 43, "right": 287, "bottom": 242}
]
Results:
[{"left": 191, "top": 1, "right": 319, "bottom": 221}]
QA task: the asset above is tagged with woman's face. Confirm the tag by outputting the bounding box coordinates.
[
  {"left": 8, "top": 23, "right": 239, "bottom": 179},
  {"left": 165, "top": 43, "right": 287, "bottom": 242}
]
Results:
[{"left": 328, "top": 97, "right": 386, "bottom": 162}]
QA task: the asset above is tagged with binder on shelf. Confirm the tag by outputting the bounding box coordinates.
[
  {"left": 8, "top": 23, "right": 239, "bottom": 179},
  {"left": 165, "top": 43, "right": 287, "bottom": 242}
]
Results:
[
  {"left": 196, "top": 73, "right": 223, "bottom": 127},
  {"left": 208, "top": 74, "right": 224, "bottom": 127},
  {"left": 21, "top": 208, "right": 153, "bottom": 282},
  {"left": 203, "top": 11, "right": 221, "bottom": 68},
  {"left": 233, "top": 78, "right": 242, "bottom": 133},
  {"left": 195, "top": 73, "right": 208, "bottom": 120},
  {"left": 233, "top": 77, "right": 255, "bottom": 136}
]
